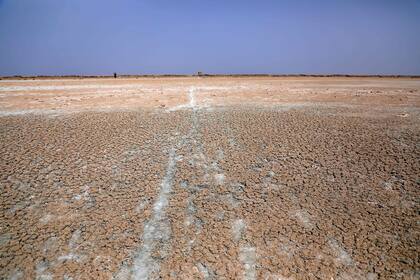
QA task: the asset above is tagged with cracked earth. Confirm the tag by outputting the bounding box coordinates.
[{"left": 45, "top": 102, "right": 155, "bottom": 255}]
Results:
[{"left": 0, "top": 77, "right": 419, "bottom": 279}]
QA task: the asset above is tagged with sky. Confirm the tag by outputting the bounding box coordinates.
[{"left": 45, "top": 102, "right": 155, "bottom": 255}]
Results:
[{"left": 0, "top": 0, "right": 419, "bottom": 76}]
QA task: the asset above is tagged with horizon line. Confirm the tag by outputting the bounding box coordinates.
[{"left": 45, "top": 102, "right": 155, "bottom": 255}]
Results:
[{"left": 1, "top": 73, "right": 420, "bottom": 79}]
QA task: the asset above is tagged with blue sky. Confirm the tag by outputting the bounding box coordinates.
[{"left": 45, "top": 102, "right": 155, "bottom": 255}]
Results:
[{"left": 0, "top": 0, "right": 419, "bottom": 75}]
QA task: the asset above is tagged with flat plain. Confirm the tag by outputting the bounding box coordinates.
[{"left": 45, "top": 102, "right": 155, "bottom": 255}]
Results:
[{"left": 0, "top": 77, "right": 419, "bottom": 279}]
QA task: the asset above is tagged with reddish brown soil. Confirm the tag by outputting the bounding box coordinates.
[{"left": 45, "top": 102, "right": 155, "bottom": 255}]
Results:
[{"left": 0, "top": 77, "right": 419, "bottom": 279}]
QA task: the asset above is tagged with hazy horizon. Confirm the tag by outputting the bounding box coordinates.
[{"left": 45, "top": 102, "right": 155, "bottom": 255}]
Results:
[{"left": 1, "top": 0, "right": 419, "bottom": 76}]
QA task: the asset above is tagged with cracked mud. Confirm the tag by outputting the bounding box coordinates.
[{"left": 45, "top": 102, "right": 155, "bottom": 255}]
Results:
[{"left": 0, "top": 77, "right": 419, "bottom": 279}]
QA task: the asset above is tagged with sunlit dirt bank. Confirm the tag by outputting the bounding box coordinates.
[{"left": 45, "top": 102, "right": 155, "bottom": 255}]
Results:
[{"left": 1, "top": 77, "right": 419, "bottom": 279}]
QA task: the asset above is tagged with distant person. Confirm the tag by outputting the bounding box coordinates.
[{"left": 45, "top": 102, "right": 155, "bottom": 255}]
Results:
[{"left": 114, "top": 72, "right": 117, "bottom": 78}]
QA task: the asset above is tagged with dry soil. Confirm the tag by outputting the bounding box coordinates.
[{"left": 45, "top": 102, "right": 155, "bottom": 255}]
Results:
[{"left": 0, "top": 77, "right": 419, "bottom": 279}]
